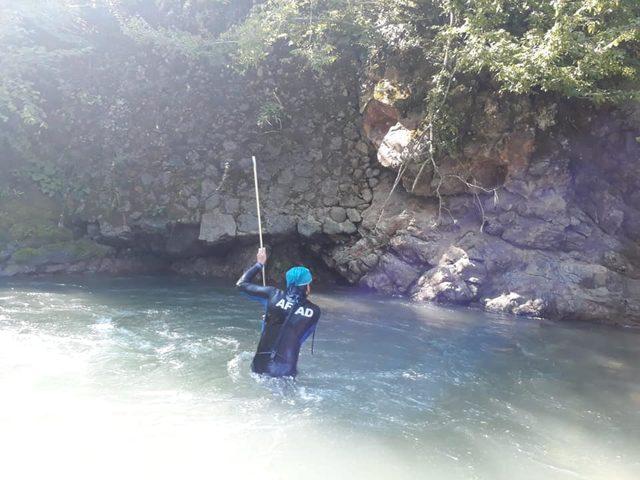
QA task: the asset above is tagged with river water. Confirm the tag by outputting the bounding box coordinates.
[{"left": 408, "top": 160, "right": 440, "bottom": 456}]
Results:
[{"left": 0, "top": 276, "right": 638, "bottom": 480}]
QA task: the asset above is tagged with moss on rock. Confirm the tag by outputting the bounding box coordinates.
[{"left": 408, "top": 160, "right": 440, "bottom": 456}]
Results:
[
  {"left": 68, "top": 238, "right": 113, "bottom": 261},
  {"left": 9, "top": 224, "right": 74, "bottom": 247},
  {"left": 0, "top": 194, "right": 72, "bottom": 248},
  {"left": 11, "top": 247, "right": 40, "bottom": 265},
  {"left": 9, "top": 239, "right": 113, "bottom": 267}
]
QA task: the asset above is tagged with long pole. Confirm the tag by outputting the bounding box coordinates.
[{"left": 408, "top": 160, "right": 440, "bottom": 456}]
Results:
[{"left": 252, "top": 155, "right": 266, "bottom": 286}]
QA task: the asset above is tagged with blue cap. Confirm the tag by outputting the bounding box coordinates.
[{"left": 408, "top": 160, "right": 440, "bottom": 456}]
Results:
[{"left": 286, "top": 266, "right": 313, "bottom": 287}]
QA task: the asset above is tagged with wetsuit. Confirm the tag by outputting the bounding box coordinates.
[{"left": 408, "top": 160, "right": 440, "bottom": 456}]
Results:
[{"left": 236, "top": 262, "right": 321, "bottom": 377}]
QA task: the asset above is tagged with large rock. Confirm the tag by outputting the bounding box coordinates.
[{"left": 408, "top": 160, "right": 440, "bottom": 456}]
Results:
[
  {"left": 362, "top": 99, "right": 400, "bottom": 147},
  {"left": 1, "top": 240, "right": 114, "bottom": 275},
  {"left": 329, "top": 207, "right": 347, "bottom": 223},
  {"left": 266, "top": 214, "right": 297, "bottom": 236},
  {"left": 98, "top": 221, "right": 133, "bottom": 245},
  {"left": 500, "top": 216, "right": 567, "bottom": 250},
  {"left": 484, "top": 293, "right": 546, "bottom": 317},
  {"left": 322, "top": 217, "right": 357, "bottom": 235},
  {"left": 237, "top": 213, "right": 259, "bottom": 233},
  {"left": 361, "top": 253, "right": 421, "bottom": 294},
  {"left": 297, "top": 216, "right": 322, "bottom": 238},
  {"left": 377, "top": 124, "right": 412, "bottom": 169},
  {"left": 199, "top": 212, "right": 237, "bottom": 243},
  {"left": 411, "top": 247, "right": 485, "bottom": 305}
]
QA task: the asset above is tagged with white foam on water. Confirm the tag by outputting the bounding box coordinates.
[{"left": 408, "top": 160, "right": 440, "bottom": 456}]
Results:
[
  {"left": 0, "top": 329, "right": 90, "bottom": 380},
  {"left": 156, "top": 328, "right": 183, "bottom": 339},
  {"left": 226, "top": 350, "right": 254, "bottom": 383},
  {"left": 212, "top": 335, "right": 240, "bottom": 350},
  {"left": 156, "top": 343, "right": 177, "bottom": 356},
  {"left": 0, "top": 278, "right": 639, "bottom": 480}
]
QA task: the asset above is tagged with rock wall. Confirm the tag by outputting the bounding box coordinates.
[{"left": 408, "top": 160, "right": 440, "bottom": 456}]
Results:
[
  {"left": 0, "top": 43, "right": 377, "bottom": 287},
  {"left": 331, "top": 90, "right": 640, "bottom": 325},
  {"left": 1, "top": 29, "right": 639, "bottom": 325}
]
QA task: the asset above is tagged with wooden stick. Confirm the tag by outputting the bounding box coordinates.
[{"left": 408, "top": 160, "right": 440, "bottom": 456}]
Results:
[{"left": 252, "top": 155, "right": 266, "bottom": 286}]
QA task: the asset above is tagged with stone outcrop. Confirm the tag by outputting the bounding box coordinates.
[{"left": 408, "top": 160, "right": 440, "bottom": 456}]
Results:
[
  {"left": 378, "top": 124, "right": 412, "bottom": 169},
  {"left": 343, "top": 91, "right": 640, "bottom": 325},
  {"left": 411, "top": 247, "right": 485, "bottom": 305},
  {"left": 1, "top": 32, "right": 638, "bottom": 327},
  {"left": 199, "top": 213, "right": 237, "bottom": 244}
]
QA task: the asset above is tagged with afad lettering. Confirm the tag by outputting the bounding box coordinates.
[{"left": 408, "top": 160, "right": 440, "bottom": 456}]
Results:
[{"left": 275, "top": 299, "right": 314, "bottom": 318}]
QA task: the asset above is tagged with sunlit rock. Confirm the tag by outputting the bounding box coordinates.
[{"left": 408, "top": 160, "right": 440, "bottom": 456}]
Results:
[{"left": 377, "top": 124, "right": 412, "bottom": 169}]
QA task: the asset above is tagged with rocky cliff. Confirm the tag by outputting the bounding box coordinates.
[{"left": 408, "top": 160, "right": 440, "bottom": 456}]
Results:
[
  {"left": 347, "top": 94, "right": 640, "bottom": 325},
  {"left": 1, "top": 3, "right": 639, "bottom": 326}
]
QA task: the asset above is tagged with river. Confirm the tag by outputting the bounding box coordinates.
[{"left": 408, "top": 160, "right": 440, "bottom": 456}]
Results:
[{"left": 0, "top": 276, "right": 638, "bottom": 480}]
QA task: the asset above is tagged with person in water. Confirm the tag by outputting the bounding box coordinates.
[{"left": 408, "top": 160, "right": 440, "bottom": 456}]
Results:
[{"left": 236, "top": 247, "right": 321, "bottom": 378}]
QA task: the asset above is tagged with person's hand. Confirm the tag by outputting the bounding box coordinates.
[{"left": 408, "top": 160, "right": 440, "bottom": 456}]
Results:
[{"left": 257, "top": 247, "right": 267, "bottom": 265}]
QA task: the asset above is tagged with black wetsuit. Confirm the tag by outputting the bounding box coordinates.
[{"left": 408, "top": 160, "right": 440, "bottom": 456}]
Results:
[{"left": 236, "top": 262, "right": 321, "bottom": 378}]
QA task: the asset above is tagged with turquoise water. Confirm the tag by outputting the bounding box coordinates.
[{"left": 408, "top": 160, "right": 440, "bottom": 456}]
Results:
[{"left": 0, "top": 276, "right": 639, "bottom": 480}]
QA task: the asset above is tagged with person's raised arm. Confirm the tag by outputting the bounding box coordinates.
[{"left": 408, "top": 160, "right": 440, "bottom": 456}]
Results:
[{"left": 236, "top": 248, "right": 275, "bottom": 299}]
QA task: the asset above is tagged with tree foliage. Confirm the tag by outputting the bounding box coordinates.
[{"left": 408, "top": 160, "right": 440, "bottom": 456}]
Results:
[
  {"left": 226, "top": 0, "right": 639, "bottom": 102},
  {"left": 452, "top": 0, "right": 640, "bottom": 103},
  {"left": 0, "top": 2, "right": 83, "bottom": 124},
  {"left": 0, "top": 0, "right": 638, "bottom": 166}
]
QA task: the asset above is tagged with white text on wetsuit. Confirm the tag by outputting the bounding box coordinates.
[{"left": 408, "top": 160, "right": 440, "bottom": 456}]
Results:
[{"left": 275, "top": 299, "right": 314, "bottom": 318}]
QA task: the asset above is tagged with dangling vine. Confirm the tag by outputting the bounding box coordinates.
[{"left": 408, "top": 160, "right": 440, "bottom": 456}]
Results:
[{"left": 375, "top": 4, "right": 482, "bottom": 229}]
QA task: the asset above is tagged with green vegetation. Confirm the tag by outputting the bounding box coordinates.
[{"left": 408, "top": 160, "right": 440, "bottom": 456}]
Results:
[
  {"left": 2, "top": 1, "right": 636, "bottom": 121},
  {"left": 117, "top": 15, "right": 229, "bottom": 63},
  {"left": 0, "top": 1, "right": 90, "bottom": 152},
  {"left": 66, "top": 238, "right": 113, "bottom": 260},
  {"left": 257, "top": 93, "right": 288, "bottom": 130},
  {"left": 0, "top": 195, "right": 67, "bottom": 248},
  {"left": 15, "top": 162, "right": 65, "bottom": 198},
  {"left": 10, "top": 247, "right": 40, "bottom": 265},
  {"left": 10, "top": 239, "right": 112, "bottom": 266},
  {"left": 0, "top": 189, "right": 112, "bottom": 268},
  {"left": 0, "top": 0, "right": 637, "bottom": 210},
  {"left": 0, "top": 186, "right": 11, "bottom": 201},
  {"left": 454, "top": 0, "right": 640, "bottom": 103},
  {"left": 9, "top": 223, "right": 73, "bottom": 247},
  {"left": 221, "top": 0, "right": 640, "bottom": 102}
]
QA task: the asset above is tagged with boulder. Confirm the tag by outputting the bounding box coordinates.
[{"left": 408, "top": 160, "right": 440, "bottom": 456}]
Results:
[
  {"left": 413, "top": 271, "right": 475, "bottom": 304},
  {"left": 340, "top": 220, "right": 358, "bottom": 234},
  {"left": 322, "top": 218, "right": 357, "bottom": 235},
  {"left": 483, "top": 292, "right": 546, "bottom": 317},
  {"left": 330, "top": 207, "right": 348, "bottom": 223},
  {"left": 377, "top": 123, "right": 412, "bottom": 169},
  {"left": 361, "top": 253, "right": 421, "bottom": 294},
  {"left": 266, "top": 214, "right": 297, "bottom": 236},
  {"left": 346, "top": 208, "right": 362, "bottom": 224},
  {"left": 199, "top": 212, "right": 237, "bottom": 243},
  {"left": 500, "top": 216, "right": 567, "bottom": 250},
  {"left": 411, "top": 247, "right": 485, "bottom": 305},
  {"left": 298, "top": 216, "right": 322, "bottom": 238},
  {"left": 99, "top": 221, "right": 133, "bottom": 245},
  {"left": 237, "top": 213, "right": 258, "bottom": 233}
]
